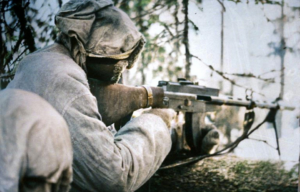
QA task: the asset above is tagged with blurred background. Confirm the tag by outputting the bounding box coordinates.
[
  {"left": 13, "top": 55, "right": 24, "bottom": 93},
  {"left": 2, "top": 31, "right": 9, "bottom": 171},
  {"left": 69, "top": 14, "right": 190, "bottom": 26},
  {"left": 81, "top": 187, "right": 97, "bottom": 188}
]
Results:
[{"left": 0, "top": 0, "right": 299, "bottom": 170}]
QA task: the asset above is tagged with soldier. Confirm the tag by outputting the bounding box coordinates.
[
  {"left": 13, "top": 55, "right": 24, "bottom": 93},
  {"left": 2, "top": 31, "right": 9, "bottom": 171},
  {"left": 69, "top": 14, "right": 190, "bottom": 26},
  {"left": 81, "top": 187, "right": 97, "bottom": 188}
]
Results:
[
  {"left": 0, "top": 89, "right": 72, "bottom": 192},
  {"left": 7, "top": 0, "right": 173, "bottom": 191}
]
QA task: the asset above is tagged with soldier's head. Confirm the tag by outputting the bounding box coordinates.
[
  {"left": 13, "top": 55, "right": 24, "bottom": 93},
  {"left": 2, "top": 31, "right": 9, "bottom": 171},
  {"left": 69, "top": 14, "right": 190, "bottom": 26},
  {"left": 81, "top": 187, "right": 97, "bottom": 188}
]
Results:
[{"left": 55, "top": 0, "right": 145, "bottom": 83}]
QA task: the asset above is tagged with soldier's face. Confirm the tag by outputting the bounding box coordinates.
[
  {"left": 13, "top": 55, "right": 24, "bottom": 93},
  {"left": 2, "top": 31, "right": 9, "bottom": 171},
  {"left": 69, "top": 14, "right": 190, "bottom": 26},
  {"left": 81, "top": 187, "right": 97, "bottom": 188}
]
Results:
[{"left": 86, "top": 57, "right": 128, "bottom": 83}]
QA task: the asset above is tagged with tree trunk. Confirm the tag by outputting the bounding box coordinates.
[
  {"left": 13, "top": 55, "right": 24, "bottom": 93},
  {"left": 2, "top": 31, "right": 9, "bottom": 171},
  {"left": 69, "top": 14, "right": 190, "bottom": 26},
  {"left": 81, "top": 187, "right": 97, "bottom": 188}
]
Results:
[
  {"left": 137, "top": 1, "right": 146, "bottom": 85},
  {"left": 183, "top": 0, "right": 191, "bottom": 80},
  {"left": 279, "top": 0, "right": 285, "bottom": 100},
  {"left": 277, "top": 0, "right": 286, "bottom": 137},
  {"left": 219, "top": 0, "right": 225, "bottom": 93},
  {"left": 0, "top": 11, "right": 3, "bottom": 74},
  {"left": 174, "top": 2, "right": 180, "bottom": 62}
]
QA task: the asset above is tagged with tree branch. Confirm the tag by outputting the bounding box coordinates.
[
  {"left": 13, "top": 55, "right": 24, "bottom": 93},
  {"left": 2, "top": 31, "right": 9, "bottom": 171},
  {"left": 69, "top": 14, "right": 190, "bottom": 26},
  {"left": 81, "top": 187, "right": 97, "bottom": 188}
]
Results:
[
  {"left": 248, "top": 137, "right": 277, "bottom": 150},
  {"left": 216, "top": 0, "right": 226, "bottom": 11},
  {"left": 12, "top": 0, "right": 36, "bottom": 52},
  {"left": 191, "top": 54, "right": 266, "bottom": 97},
  {"left": 222, "top": 72, "right": 276, "bottom": 83}
]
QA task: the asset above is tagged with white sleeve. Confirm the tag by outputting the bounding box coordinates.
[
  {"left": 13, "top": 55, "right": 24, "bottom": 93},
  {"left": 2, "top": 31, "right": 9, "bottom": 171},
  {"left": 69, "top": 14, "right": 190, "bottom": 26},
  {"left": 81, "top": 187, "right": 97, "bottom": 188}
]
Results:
[{"left": 64, "top": 94, "right": 171, "bottom": 192}]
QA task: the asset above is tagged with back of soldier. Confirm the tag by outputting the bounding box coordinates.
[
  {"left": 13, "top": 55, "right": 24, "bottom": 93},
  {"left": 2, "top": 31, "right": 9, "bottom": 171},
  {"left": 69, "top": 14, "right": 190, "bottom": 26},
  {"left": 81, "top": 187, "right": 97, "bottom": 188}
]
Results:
[{"left": 0, "top": 89, "right": 72, "bottom": 192}]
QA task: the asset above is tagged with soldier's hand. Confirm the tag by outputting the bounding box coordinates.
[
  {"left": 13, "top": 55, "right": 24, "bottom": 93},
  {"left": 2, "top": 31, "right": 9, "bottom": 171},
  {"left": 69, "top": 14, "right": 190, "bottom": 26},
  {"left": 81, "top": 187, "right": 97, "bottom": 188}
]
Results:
[
  {"left": 200, "top": 124, "right": 220, "bottom": 154},
  {"left": 143, "top": 109, "right": 176, "bottom": 129}
]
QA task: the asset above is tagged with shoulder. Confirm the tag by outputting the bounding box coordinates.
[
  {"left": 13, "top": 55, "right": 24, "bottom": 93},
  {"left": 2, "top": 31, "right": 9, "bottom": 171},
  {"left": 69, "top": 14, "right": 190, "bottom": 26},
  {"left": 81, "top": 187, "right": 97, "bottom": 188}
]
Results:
[
  {"left": 22, "top": 44, "right": 88, "bottom": 85},
  {"left": 13, "top": 43, "right": 89, "bottom": 89},
  {"left": 8, "top": 43, "right": 92, "bottom": 114},
  {"left": 0, "top": 89, "right": 65, "bottom": 123}
]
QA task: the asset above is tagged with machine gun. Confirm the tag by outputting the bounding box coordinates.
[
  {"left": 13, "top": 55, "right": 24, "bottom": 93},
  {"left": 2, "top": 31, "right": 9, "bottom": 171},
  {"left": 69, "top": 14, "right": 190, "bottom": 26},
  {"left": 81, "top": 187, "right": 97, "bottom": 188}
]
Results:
[{"left": 88, "top": 78, "right": 295, "bottom": 168}]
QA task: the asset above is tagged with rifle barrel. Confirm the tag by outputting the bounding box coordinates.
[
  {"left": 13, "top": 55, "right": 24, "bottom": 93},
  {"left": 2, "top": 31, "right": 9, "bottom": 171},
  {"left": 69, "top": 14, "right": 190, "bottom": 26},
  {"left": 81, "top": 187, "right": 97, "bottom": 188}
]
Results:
[
  {"left": 207, "top": 96, "right": 294, "bottom": 111},
  {"left": 162, "top": 91, "right": 294, "bottom": 111}
]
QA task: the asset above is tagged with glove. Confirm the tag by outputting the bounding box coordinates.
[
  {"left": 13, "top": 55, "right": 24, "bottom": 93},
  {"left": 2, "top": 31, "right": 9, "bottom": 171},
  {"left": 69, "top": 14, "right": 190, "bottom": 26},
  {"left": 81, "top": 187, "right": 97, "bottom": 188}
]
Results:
[
  {"left": 143, "top": 109, "right": 176, "bottom": 129},
  {"left": 200, "top": 124, "right": 220, "bottom": 154}
]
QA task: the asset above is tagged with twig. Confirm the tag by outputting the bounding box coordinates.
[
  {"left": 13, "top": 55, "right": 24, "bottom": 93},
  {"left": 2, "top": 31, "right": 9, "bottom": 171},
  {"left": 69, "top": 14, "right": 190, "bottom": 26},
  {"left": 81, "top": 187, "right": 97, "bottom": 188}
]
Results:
[
  {"left": 222, "top": 72, "right": 275, "bottom": 83},
  {"left": 131, "top": 2, "right": 165, "bottom": 20},
  {"left": 11, "top": 47, "right": 28, "bottom": 66},
  {"left": 191, "top": 54, "right": 266, "bottom": 97},
  {"left": 259, "top": 69, "right": 283, "bottom": 76},
  {"left": 0, "top": 72, "right": 15, "bottom": 78},
  {"left": 216, "top": 0, "right": 226, "bottom": 11},
  {"left": 163, "top": 24, "right": 174, "bottom": 38},
  {"left": 248, "top": 137, "right": 277, "bottom": 150}
]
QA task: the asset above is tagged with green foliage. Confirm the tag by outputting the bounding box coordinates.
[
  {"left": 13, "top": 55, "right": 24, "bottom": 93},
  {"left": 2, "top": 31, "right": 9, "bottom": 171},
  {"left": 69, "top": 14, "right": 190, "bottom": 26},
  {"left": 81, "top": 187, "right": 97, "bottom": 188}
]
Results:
[
  {"left": 232, "top": 161, "right": 249, "bottom": 174},
  {"left": 2, "top": 0, "right": 296, "bottom": 87},
  {"left": 0, "top": 0, "right": 59, "bottom": 81},
  {"left": 1, "top": 0, "right": 203, "bottom": 85},
  {"left": 115, "top": 0, "right": 202, "bottom": 84}
]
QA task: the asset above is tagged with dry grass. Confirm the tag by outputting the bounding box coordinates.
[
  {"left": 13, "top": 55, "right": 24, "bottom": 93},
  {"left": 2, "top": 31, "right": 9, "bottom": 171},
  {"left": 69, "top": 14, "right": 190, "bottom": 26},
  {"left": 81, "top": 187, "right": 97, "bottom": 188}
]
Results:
[{"left": 147, "top": 155, "right": 298, "bottom": 192}]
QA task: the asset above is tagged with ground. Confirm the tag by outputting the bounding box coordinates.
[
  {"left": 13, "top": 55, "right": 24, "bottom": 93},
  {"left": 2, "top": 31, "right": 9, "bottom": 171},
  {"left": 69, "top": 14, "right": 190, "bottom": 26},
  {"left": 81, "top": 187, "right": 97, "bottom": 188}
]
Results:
[{"left": 144, "top": 155, "right": 298, "bottom": 192}]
